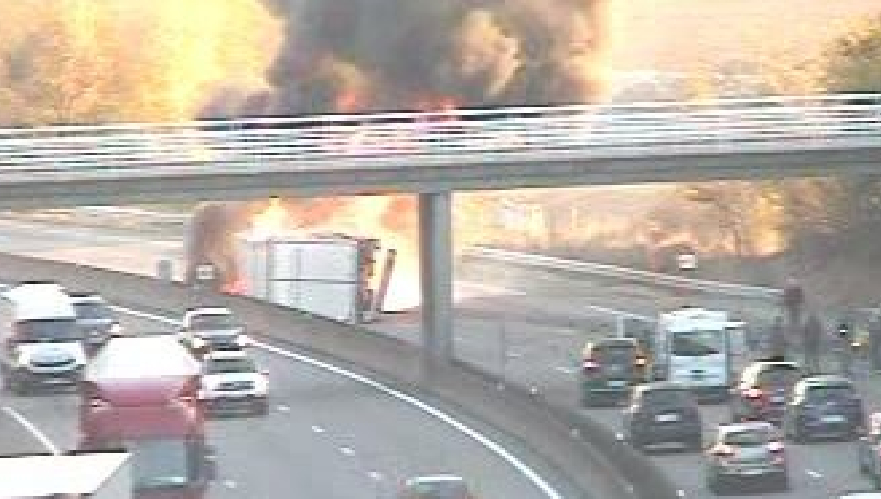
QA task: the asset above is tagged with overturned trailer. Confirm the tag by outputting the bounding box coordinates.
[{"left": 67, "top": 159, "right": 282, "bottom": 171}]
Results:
[{"left": 235, "top": 231, "right": 395, "bottom": 324}]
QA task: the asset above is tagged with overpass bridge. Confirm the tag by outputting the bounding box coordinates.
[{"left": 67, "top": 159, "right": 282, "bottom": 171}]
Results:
[{"left": 1, "top": 93, "right": 879, "bottom": 369}]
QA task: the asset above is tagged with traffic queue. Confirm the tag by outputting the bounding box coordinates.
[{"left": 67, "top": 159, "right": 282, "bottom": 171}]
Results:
[
  {"left": 0, "top": 280, "right": 267, "bottom": 498},
  {"left": 579, "top": 305, "right": 880, "bottom": 496}
]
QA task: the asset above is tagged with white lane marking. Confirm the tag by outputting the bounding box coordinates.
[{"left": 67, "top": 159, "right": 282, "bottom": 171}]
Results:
[
  {"left": 2, "top": 406, "right": 60, "bottom": 455},
  {"left": 368, "top": 471, "right": 384, "bottom": 481},
  {"left": 676, "top": 489, "right": 685, "bottom": 497},
  {"left": 455, "top": 280, "right": 529, "bottom": 298},
  {"left": 277, "top": 404, "right": 291, "bottom": 412},
  {"left": 222, "top": 480, "right": 238, "bottom": 489},
  {"left": 554, "top": 366, "right": 576, "bottom": 375},
  {"left": 312, "top": 425, "right": 326, "bottom": 434},
  {"left": 110, "top": 305, "right": 564, "bottom": 499},
  {"left": 805, "top": 469, "right": 823, "bottom": 478},
  {"left": 340, "top": 446, "right": 356, "bottom": 456}
]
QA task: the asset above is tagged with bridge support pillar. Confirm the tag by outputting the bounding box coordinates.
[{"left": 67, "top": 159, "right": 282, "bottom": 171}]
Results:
[{"left": 420, "top": 191, "right": 454, "bottom": 375}]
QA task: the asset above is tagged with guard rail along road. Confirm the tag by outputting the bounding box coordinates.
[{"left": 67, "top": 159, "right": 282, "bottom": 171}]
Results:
[
  {"left": 463, "top": 246, "right": 783, "bottom": 299},
  {"left": 0, "top": 93, "right": 878, "bottom": 172}
]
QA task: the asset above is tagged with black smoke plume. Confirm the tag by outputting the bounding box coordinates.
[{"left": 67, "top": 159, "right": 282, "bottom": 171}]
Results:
[{"left": 231, "top": 0, "right": 608, "bottom": 115}]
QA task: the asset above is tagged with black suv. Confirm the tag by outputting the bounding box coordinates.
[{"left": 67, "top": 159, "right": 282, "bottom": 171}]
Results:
[
  {"left": 731, "top": 360, "right": 802, "bottom": 424},
  {"left": 623, "top": 382, "right": 703, "bottom": 452},
  {"left": 580, "top": 337, "right": 648, "bottom": 406},
  {"left": 783, "top": 375, "right": 864, "bottom": 443}
]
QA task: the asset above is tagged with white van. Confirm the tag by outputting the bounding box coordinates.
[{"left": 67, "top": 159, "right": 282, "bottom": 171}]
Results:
[
  {"left": 0, "top": 281, "right": 87, "bottom": 394},
  {"left": 654, "top": 307, "right": 742, "bottom": 401}
]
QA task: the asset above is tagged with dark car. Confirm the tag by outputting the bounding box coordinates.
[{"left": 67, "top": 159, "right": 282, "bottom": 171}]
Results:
[
  {"left": 623, "top": 382, "right": 703, "bottom": 452},
  {"left": 783, "top": 375, "right": 864, "bottom": 442},
  {"left": 397, "top": 475, "right": 475, "bottom": 499},
  {"left": 580, "top": 337, "right": 649, "bottom": 406},
  {"left": 731, "top": 360, "right": 802, "bottom": 424},
  {"left": 68, "top": 292, "right": 121, "bottom": 349}
]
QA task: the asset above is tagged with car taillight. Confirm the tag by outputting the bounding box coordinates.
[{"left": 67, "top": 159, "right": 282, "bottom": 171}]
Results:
[
  {"left": 583, "top": 359, "right": 599, "bottom": 371},
  {"left": 744, "top": 388, "right": 763, "bottom": 399},
  {"left": 768, "top": 441, "right": 784, "bottom": 453}
]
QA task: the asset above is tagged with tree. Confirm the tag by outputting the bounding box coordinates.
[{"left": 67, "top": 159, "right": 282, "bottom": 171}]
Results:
[{"left": 822, "top": 14, "right": 881, "bottom": 92}]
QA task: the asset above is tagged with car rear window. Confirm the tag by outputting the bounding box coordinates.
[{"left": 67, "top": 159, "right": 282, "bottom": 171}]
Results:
[
  {"left": 642, "top": 389, "right": 691, "bottom": 407},
  {"left": 756, "top": 367, "right": 800, "bottom": 387},
  {"left": 723, "top": 429, "right": 771, "bottom": 446},
  {"left": 806, "top": 385, "right": 855, "bottom": 400},
  {"left": 595, "top": 344, "right": 635, "bottom": 360}
]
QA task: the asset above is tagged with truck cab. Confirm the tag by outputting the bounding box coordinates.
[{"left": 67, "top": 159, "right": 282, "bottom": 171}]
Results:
[
  {"left": 80, "top": 335, "right": 216, "bottom": 498},
  {"left": 0, "top": 281, "right": 87, "bottom": 394},
  {"left": 178, "top": 307, "right": 251, "bottom": 356}
]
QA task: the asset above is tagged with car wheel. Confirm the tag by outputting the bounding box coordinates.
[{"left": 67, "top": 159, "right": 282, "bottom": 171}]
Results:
[
  {"left": 773, "top": 473, "right": 790, "bottom": 492},
  {"left": 706, "top": 473, "right": 725, "bottom": 495},
  {"left": 688, "top": 434, "right": 703, "bottom": 452},
  {"left": 790, "top": 424, "right": 808, "bottom": 444},
  {"left": 581, "top": 392, "right": 596, "bottom": 408},
  {"left": 254, "top": 400, "right": 269, "bottom": 416}
]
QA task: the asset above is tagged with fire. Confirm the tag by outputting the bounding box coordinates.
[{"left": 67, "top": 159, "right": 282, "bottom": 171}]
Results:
[
  {"left": 242, "top": 195, "right": 421, "bottom": 312},
  {"left": 250, "top": 197, "right": 288, "bottom": 236}
]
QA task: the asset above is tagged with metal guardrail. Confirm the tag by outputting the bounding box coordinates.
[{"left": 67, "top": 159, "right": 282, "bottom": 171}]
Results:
[
  {"left": 463, "top": 246, "right": 783, "bottom": 299},
  {"left": 0, "top": 94, "right": 878, "bottom": 173}
]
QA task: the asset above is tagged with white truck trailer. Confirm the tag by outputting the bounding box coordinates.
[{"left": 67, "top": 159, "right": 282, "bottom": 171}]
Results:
[
  {"left": 0, "top": 450, "right": 131, "bottom": 498},
  {"left": 235, "top": 231, "right": 395, "bottom": 324}
]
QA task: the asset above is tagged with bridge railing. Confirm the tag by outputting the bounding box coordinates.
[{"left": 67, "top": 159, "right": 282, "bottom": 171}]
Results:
[{"left": 0, "top": 94, "right": 878, "bottom": 172}]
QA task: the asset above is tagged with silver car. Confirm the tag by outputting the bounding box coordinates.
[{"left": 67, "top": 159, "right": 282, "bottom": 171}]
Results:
[{"left": 704, "top": 422, "right": 789, "bottom": 494}]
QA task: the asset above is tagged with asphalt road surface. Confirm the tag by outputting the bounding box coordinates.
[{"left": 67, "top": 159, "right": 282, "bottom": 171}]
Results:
[
  {"left": 0, "top": 222, "right": 561, "bottom": 499},
  {"left": 0, "top": 216, "right": 878, "bottom": 497}
]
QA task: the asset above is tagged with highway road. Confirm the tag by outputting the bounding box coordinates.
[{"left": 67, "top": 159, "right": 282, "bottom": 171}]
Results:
[
  {"left": 0, "top": 216, "right": 878, "bottom": 497},
  {"left": 0, "top": 224, "right": 569, "bottom": 498}
]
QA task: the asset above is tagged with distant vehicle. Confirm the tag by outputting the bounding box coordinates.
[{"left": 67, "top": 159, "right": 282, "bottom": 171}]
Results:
[
  {"left": 731, "top": 360, "right": 802, "bottom": 424},
  {"left": 79, "top": 335, "right": 216, "bottom": 498},
  {"left": 675, "top": 250, "right": 698, "bottom": 272},
  {"left": 0, "top": 281, "right": 87, "bottom": 394},
  {"left": 858, "top": 413, "right": 881, "bottom": 488},
  {"left": 783, "top": 375, "right": 864, "bottom": 442},
  {"left": 69, "top": 292, "right": 122, "bottom": 349},
  {"left": 838, "top": 492, "right": 881, "bottom": 498},
  {"left": 652, "top": 308, "right": 742, "bottom": 402},
  {"left": 580, "top": 337, "right": 648, "bottom": 406},
  {"left": 397, "top": 475, "right": 475, "bottom": 499},
  {"left": 622, "top": 382, "right": 702, "bottom": 452},
  {"left": 704, "top": 421, "right": 789, "bottom": 494},
  {"left": 198, "top": 349, "right": 269, "bottom": 416},
  {"left": 178, "top": 306, "right": 251, "bottom": 355}
]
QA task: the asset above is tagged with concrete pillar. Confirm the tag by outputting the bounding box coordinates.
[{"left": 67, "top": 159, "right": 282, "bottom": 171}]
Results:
[{"left": 420, "top": 191, "right": 454, "bottom": 374}]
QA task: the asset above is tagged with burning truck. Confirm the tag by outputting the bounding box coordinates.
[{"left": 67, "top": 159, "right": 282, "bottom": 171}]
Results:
[{"left": 184, "top": 199, "right": 400, "bottom": 324}]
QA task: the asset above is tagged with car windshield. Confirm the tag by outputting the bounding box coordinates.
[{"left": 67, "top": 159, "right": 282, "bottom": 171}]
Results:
[
  {"left": 74, "top": 302, "right": 113, "bottom": 320},
  {"left": 806, "top": 384, "right": 856, "bottom": 401},
  {"left": 641, "top": 389, "right": 692, "bottom": 407},
  {"left": 190, "top": 313, "right": 235, "bottom": 330},
  {"left": 756, "top": 367, "right": 801, "bottom": 388},
  {"left": 671, "top": 330, "right": 724, "bottom": 356},
  {"left": 205, "top": 357, "right": 257, "bottom": 374},
  {"left": 129, "top": 439, "right": 194, "bottom": 491},
  {"left": 723, "top": 428, "right": 772, "bottom": 446},
  {"left": 14, "top": 319, "right": 82, "bottom": 342}
]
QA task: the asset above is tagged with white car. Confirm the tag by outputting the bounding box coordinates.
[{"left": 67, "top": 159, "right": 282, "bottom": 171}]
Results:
[
  {"left": 179, "top": 306, "right": 251, "bottom": 353},
  {"left": 198, "top": 349, "right": 268, "bottom": 415}
]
